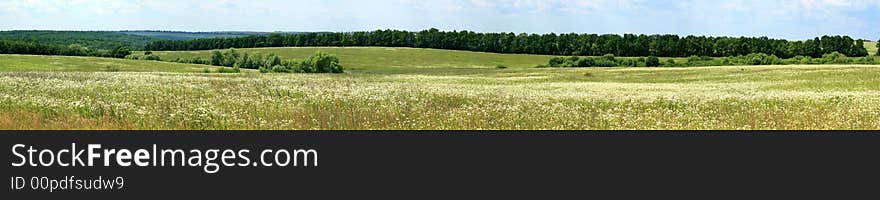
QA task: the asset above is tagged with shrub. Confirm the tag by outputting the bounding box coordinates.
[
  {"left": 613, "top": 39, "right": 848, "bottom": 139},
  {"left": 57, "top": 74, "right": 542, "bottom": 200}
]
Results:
[
  {"left": 646, "top": 56, "right": 660, "bottom": 67},
  {"left": 561, "top": 56, "right": 580, "bottom": 67},
  {"left": 820, "top": 52, "right": 848, "bottom": 64},
  {"left": 271, "top": 65, "right": 290, "bottom": 73},
  {"left": 700, "top": 55, "right": 712, "bottom": 61},
  {"left": 496, "top": 64, "right": 508, "bottom": 69},
  {"left": 792, "top": 56, "right": 812, "bottom": 64},
  {"left": 594, "top": 59, "right": 618, "bottom": 67},
  {"left": 601, "top": 54, "right": 616, "bottom": 62},
  {"left": 305, "top": 51, "right": 343, "bottom": 73},
  {"left": 687, "top": 55, "right": 701, "bottom": 63},
  {"left": 575, "top": 57, "right": 594, "bottom": 67},
  {"left": 763, "top": 54, "right": 782, "bottom": 65},
  {"left": 548, "top": 57, "right": 565, "bottom": 67},
  {"left": 619, "top": 58, "right": 637, "bottom": 67},
  {"left": 143, "top": 54, "right": 161, "bottom": 61}
]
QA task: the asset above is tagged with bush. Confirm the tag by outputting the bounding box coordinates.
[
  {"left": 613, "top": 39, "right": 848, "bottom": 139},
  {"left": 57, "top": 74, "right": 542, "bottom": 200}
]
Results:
[
  {"left": 575, "top": 57, "right": 595, "bottom": 67},
  {"left": 143, "top": 54, "right": 161, "bottom": 61},
  {"left": 820, "top": 52, "right": 848, "bottom": 64},
  {"left": 619, "top": 58, "right": 637, "bottom": 67},
  {"left": 496, "top": 64, "right": 508, "bottom": 69},
  {"left": 763, "top": 54, "right": 782, "bottom": 65},
  {"left": 303, "top": 51, "right": 343, "bottom": 73},
  {"left": 558, "top": 56, "right": 578, "bottom": 67},
  {"left": 792, "top": 56, "right": 812, "bottom": 64},
  {"left": 271, "top": 65, "right": 290, "bottom": 73},
  {"left": 548, "top": 57, "right": 565, "bottom": 67},
  {"left": 197, "top": 49, "right": 343, "bottom": 73},
  {"left": 594, "top": 59, "right": 618, "bottom": 67},
  {"left": 687, "top": 55, "right": 701, "bottom": 63},
  {"left": 601, "top": 54, "right": 616, "bottom": 62},
  {"left": 646, "top": 56, "right": 660, "bottom": 67}
]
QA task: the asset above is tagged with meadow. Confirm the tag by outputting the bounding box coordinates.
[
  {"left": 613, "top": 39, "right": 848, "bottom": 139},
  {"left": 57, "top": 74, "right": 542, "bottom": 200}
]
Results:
[{"left": 3, "top": 48, "right": 880, "bottom": 130}]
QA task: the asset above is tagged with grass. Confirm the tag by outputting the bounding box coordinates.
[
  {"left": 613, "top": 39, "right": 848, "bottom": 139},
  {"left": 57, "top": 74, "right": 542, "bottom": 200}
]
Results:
[
  {"left": 141, "top": 47, "right": 760, "bottom": 71},
  {"left": 146, "top": 47, "right": 555, "bottom": 72},
  {"left": 0, "top": 54, "right": 236, "bottom": 73},
  {"left": 3, "top": 49, "right": 880, "bottom": 129},
  {"left": 866, "top": 41, "right": 878, "bottom": 56}
]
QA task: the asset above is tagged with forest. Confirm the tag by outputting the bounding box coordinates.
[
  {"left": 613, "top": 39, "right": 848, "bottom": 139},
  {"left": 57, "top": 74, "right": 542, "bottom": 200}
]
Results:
[
  {"left": 0, "top": 39, "right": 131, "bottom": 58},
  {"left": 0, "top": 30, "right": 156, "bottom": 50},
  {"left": 146, "top": 28, "right": 872, "bottom": 58}
]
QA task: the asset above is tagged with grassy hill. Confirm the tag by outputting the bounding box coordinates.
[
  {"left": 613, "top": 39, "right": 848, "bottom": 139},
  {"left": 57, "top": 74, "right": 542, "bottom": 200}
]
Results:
[
  {"left": 0, "top": 54, "right": 230, "bottom": 73},
  {"left": 148, "top": 47, "right": 556, "bottom": 72},
  {"left": 5, "top": 47, "right": 880, "bottom": 129}
]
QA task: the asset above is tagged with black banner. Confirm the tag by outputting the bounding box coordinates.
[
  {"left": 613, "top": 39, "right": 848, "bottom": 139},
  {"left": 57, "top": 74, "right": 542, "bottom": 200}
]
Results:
[{"left": 2, "top": 131, "right": 879, "bottom": 198}]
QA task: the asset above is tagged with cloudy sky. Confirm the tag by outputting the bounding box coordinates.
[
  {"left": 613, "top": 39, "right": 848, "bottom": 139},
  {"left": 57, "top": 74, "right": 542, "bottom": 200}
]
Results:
[{"left": 0, "top": 0, "right": 878, "bottom": 40}]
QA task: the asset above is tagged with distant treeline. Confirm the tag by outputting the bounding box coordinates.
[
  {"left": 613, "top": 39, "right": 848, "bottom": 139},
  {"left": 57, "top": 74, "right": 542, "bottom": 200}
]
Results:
[
  {"left": 118, "top": 30, "right": 269, "bottom": 41},
  {"left": 0, "top": 40, "right": 131, "bottom": 58},
  {"left": 146, "top": 28, "right": 871, "bottom": 58},
  {"left": 0, "top": 30, "right": 156, "bottom": 50}
]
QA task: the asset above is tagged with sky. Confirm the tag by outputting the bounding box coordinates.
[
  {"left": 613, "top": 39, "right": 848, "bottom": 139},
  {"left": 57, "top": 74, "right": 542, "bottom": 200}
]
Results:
[{"left": 0, "top": 0, "right": 878, "bottom": 40}]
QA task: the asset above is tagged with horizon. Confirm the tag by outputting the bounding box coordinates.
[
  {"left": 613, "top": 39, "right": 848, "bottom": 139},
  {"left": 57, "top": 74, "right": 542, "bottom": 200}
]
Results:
[{"left": 1, "top": 0, "right": 879, "bottom": 40}]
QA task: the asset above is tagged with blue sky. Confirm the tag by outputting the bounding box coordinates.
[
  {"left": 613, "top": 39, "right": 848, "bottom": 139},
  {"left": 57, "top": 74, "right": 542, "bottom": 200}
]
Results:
[{"left": 1, "top": 0, "right": 878, "bottom": 40}]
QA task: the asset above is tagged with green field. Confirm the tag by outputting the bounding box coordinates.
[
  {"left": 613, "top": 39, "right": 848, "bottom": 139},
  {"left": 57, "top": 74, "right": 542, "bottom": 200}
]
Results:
[
  {"left": 145, "top": 47, "right": 702, "bottom": 72},
  {"left": 146, "top": 47, "right": 555, "bottom": 71},
  {"left": 0, "top": 54, "right": 231, "bottom": 73},
  {"left": 3, "top": 48, "right": 880, "bottom": 130}
]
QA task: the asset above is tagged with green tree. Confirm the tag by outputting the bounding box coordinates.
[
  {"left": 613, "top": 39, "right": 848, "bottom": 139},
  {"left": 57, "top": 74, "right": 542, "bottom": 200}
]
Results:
[
  {"left": 646, "top": 56, "right": 660, "bottom": 67},
  {"left": 264, "top": 54, "right": 281, "bottom": 68},
  {"left": 307, "top": 51, "right": 343, "bottom": 73},
  {"left": 548, "top": 57, "right": 565, "bottom": 67},
  {"left": 109, "top": 46, "right": 131, "bottom": 58},
  {"left": 210, "top": 51, "right": 223, "bottom": 66}
]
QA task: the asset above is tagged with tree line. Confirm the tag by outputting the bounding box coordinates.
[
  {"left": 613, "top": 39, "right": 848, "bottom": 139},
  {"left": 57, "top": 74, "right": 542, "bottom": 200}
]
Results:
[
  {"left": 146, "top": 28, "right": 871, "bottom": 58},
  {"left": 547, "top": 52, "right": 878, "bottom": 68},
  {"left": 0, "top": 31, "right": 156, "bottom": 50},
  {"left": 130, "top": 49, "right": 343, "bottom": 73},
  {"left": 0, "top": 40, "right": 131, "bottom": 58}
]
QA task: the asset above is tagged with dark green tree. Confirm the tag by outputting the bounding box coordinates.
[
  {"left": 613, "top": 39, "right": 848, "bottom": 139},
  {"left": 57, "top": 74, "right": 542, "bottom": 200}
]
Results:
[{"left": 646, "top": 56, "right": 660, "bottom": 67}]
